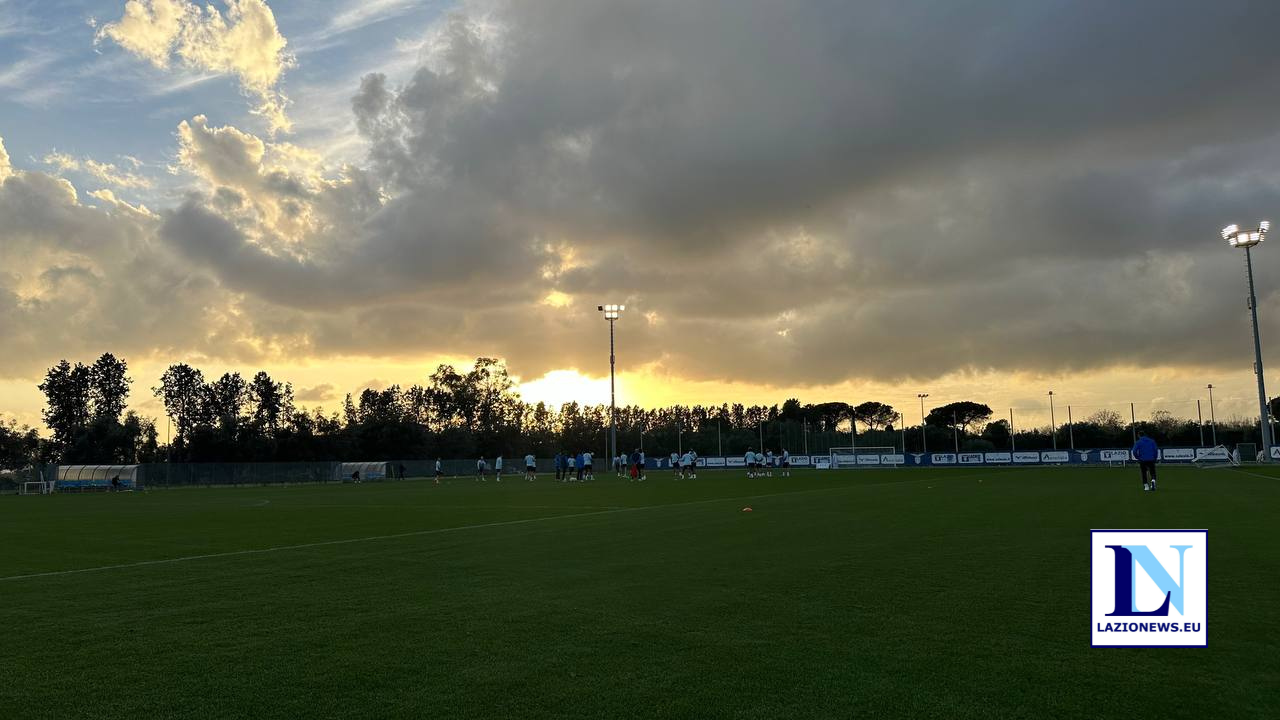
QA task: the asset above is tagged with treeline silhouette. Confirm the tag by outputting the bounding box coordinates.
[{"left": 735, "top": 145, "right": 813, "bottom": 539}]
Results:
[{"left": 0, "top": 353, "right": 1271, "bottom": 468}]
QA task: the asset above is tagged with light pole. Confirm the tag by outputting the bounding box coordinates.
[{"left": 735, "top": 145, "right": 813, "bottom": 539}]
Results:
[
  {"left": 918, "top": 393, "right": 929, "bottom": 453},
  {"left": 1048, "top": 391, "right": 1057, "bottom": 450},
  {"left": 597, "top": 304, "right": 624, "bottom": 466},
  {"left": 1207, "top": 383, "right": 1217, "bottom": 446},
  {"left": 1223, "top": 221, "right": 1273, "bottom": 459}
]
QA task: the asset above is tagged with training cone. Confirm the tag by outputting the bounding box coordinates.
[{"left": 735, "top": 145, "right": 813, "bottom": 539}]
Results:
[{"left": 742, "top": 506, "right": 753, "bottom": 512}]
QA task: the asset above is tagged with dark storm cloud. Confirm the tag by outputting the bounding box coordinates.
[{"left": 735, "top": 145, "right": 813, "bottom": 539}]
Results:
[{"left": 141, "top": 0, "right": 1280, "bottom": 384}]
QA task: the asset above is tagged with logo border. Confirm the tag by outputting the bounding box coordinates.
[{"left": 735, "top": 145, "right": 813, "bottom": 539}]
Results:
[{"left": 1090, "top": 529, "right": 1208, "bottom": 649}]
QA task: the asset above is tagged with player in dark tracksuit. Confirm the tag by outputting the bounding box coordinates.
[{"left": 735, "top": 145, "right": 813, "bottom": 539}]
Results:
[{"left": 1132, "top": 431, "right": 1159, "bottom": 492}]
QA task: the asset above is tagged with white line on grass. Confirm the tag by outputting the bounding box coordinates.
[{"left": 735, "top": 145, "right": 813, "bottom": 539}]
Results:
[{"left": 0, "top": 469, "right": 1011, "bottom": 583}]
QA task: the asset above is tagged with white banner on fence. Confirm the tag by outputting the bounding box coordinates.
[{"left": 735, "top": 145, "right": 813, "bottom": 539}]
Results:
[
  {"left": 705, "top": 457, "right": 726, "bottom": 467},
  {"left": 1100, "top": 450, "right": 1131, "bottom": 462},
  {"left": 959, "top": 453, "right": 984, "bottom": 464},
  {"left": 1161, "top": 448, "right": 1195, "bottom": 461},
  {"left": 791, "top": 455, "right": 811, "bottom": 466},
  {"left": 985, "top": 452, "right": 1012, "bottom": 464},
  {"left": 931, "top": 453, "right": 956, "bottom": 465},
  {"left": 726, "top": 457, "right": 746, "bottom": 467},
  {"left": 1042, "top": 451, "right": 1071, "bottom": 463},
  {"left": 883, "top": 454, "right": 905, "bottom": 465},
  {"left": 1013, "top": 452, "right": 1041, "bottom": 463},
  {"left": 814, "top": 457, "right": 831, "bottom": 469},
  {"left": 856, "top": 455, "right": 881, "bottom": 465}
]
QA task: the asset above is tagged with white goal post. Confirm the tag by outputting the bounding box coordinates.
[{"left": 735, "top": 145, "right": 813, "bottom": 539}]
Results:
[
  {"left": 1192, "top": 445, "right": 1239, "bottom": 469},
  {"left": 21, "top": 480, "right": 54, "bottom": 495},
  {"left": 829, "top": 447, "right": 903, "bottom": 468}
]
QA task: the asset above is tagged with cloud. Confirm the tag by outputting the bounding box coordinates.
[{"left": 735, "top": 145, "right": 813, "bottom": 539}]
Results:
[
  {"left": 0, "top": 135, "right": 11, "bottom": 180},
  {"left": 295, "top": 383, "right": 335, "bottom": 402},
  {"left": 43, "top": 151, "right": 154, "bottom": 189},
  {"left": 97, "top": 0, "right": 294, "bottom": 133},
  {"left": 13, "top": 0, "right": 1280, "bottom": 401}
]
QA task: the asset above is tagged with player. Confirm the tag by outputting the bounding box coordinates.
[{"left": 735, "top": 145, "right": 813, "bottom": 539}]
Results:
[
  {"left": 565, "top": 453, "right": 575, "bottom": 483},
  {"left": 670, "top": 451, "right": 680, "bottom": 474},
  {"left": 525, "top": 452, "right": 537, "bottom": 481},
  {"left": 638, "top": 449, "right": 646, "bottom": 480},
  {"left": 629, "top": 448, "right": 641, "bottom": 481},
  {"left": 582, "top": 450, "right": 594, "bottom": 481},
  {"left": 781, "top": 448, "right": 790, "bottom": 477},
  {"left": 765, "top": 450, "right": 774, "bottom": 477},
  {"left": 494, "top": 455, "right": 503, "bottom": 482},
  {"left": 744, "top": 447, "right": 755, "bottom": 478},
  {"left": 434, "top": 458, "right": 443, "bottom": 484},
  {"left": 689, "top": 450, "right": 698, "bottom": 478},
  {"left": 476, "top": 458, "right": 487, "bottom": 481},
  {"left": 1132, "top": 431, "right": 1159, "bottom": 492},
  {"left": 755, "top": 450, "right": 766, "bottom": 476},
  {"left": 679, "top": 450, "right": 695, "bottom": 479}
]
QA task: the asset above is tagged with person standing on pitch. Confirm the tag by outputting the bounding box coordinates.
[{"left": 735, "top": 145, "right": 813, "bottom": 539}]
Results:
[
  {"left": 434, "top": 458, "right": 443, "bottom": 485},
  {"left": 494, "top": 455, "right": 503, "bottom": 482},
  {"left": 1132, "top": 430, "right": 1159, "bottom": 492},
  {"left": 745, "top": 447, "right": 755, "bottom": 478},
  {"left": 781, "top": 448, "right": 791, "bottom": 477},
  {"left": 524, "top": 452, "right": 537, "bottom": 481},
  {"left": 476, "top": 458, "right": 487, "bottom": 481}
]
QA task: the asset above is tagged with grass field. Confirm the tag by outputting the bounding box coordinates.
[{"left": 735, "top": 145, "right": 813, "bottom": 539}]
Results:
[{"left": 2, "top": 466, "right": 1278, "bottom": 719}]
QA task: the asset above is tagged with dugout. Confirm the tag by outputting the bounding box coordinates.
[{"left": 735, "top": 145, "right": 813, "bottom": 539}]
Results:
[
  {"left": 334, "top": 462, "right": 392, "bottom": 482},
  {"left": 56, "top": 465, "right": 140, "bottom": 492}
]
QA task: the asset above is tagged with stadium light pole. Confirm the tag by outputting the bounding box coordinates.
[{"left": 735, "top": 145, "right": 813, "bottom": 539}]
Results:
[
  {"left": 918, "top": 393, "right": 929, "bottom": 454},
  {"left": 1048, "top": 391, "right": 1057, "bottom": 450},
  {"left": 598, "top": 304, "right": 624, "bottom": 468},
  {"left": 1223, "top": 221, "right": 1273, "bottom": 460},
  {"left": 1207, "top": 384, "right": 1217, "bottom": 445}
]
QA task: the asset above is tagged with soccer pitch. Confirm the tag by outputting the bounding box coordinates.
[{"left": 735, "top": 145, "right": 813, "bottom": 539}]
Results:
[{"left": 2, "top": 467, "right": 1278, "bottom": 719}]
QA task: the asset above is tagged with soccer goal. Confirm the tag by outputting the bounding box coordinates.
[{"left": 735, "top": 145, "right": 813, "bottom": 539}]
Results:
[
  {"left": 21, "top": 479, "right": 54, "bottom": 495},
  {"left": 829, "top": 447, "right": 902, "bottom": 468},
  {"left": 1192, "top": 445, "right": 1239, "bottom": 469}
]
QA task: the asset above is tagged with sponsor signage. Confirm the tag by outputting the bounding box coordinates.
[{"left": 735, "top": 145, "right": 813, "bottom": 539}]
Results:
[
  {"left": 1091, "top": 530, "right": 1207, "bottom": 648},
  {"left": 856, "top": 455, "right": 880, "bottom": 465},
  {"left": 985, "top": 452, "right": 1012, "bottom": 464},
  {"left": 1013, "top": 452, "right": 1041, "bottom": 463},
  {"left": 882, "top": 454, "right": 905, "bottom": 465},
  {"left": 931, "top": 453, "right": 957, "bottom": 465},
  {"left": 1160, "top": 448, "right": 1195, "bottom": 462},
  {"left": 791, "top": 455, "right": 811, "bottom": 466},
  {"left": 1100, "top": 450, "right": 1132, "bottom": 463},
  {"left": 959, "top": 453, "right": 984, "bottom": 464},
  {"left": 1038, "top": 451, "right": 1069, "bottom": 463},
  {"left": 725, "top": 457, "right": 746, "bottom": 467},
  {"left": 705, "top": 457, "right": 726, "bottom": 467},
  {"left": 814, "top": 457, "right": 831, "bottom": 469}
]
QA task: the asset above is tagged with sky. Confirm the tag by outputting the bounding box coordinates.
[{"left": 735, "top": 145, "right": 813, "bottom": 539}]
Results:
[{"left": 3, "top": 0, "right": 1280, "bottom": 433}]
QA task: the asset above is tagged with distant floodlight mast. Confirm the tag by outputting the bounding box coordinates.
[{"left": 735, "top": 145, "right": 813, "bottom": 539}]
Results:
[
  {"left": 917, "top": 393, "right": 929, "bottom": 453},
  {"left": 598, "top": 304, "right": 625, "bottom": 464},
  {"left": 1223, "top": 221, "right": 1272, "bottom": 461}
]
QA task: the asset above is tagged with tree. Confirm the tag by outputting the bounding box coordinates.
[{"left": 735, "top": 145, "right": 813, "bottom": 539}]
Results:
[
  {"left": 89, "top": 353, "right": 130, "bottom": 422},
  {"left": 853, "top": 401, "right": 898, "bottom": 431},
  {"left": 248, "top": 371, "right": 292, "bottom": 437},
  {"left": 1086, "top": 409, "right": 1125, "bottom": 432},
  {"left": 0, "top": 418, "right": 40, "bottom": 470},
  {"left": 926, "top": 401, "right": 993, "bottom": 434},
  {"left": 39, "top": 360, "right": 92, "bottom": 450},
  {"left": 154, "top": 363, "right": 206, "bottom": 448}
]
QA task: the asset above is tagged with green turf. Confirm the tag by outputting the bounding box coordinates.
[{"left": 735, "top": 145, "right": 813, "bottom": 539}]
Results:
[{"left": 2, "top": 466, "right": 1278, "bottom": 719}]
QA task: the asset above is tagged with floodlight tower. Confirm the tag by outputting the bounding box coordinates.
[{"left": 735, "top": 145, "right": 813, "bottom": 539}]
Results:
[
  {"left": 917, "top": 393, "right": 929, "bottom": 453},
  {"left": 598, "top": 304, "right": 624, "bottom": 465},
  {"left": 1223, "top": 221, "right": 1273, "bottom": 460}
]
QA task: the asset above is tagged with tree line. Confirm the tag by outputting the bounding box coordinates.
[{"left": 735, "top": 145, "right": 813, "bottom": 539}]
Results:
[{"left": 0, "top": 353, "right": 1272, "bottom": 469}]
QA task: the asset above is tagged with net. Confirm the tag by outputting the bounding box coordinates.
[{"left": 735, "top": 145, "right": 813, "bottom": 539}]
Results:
[{"left": 829, "top": 447, "right": 902, "bottom": 468}]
